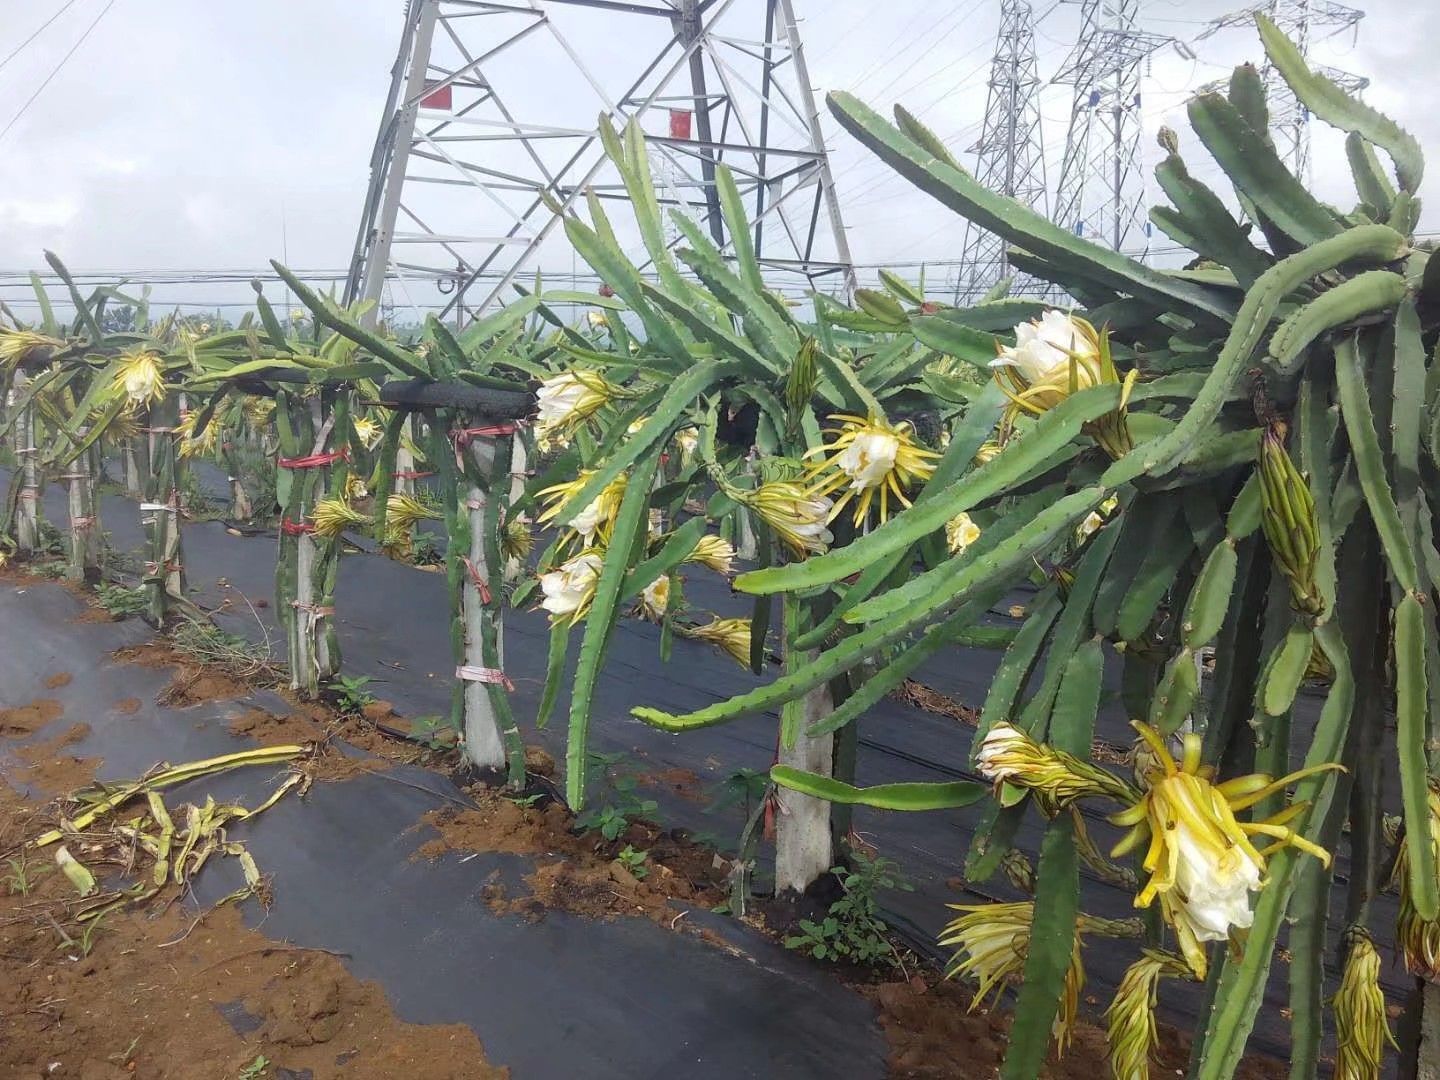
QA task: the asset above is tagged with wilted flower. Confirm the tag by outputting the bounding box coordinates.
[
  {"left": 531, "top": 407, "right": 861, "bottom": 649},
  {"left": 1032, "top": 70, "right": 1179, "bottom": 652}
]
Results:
[
  {"left": 673, "top": 427, "right": 699, "bottom": 457},
  {"left": 501, "top": 517, "right": 534, "bottom": 564},
  {"left": 685, "top": 617, "right": 752, "bottom": 667},
  {"left": 175, "top": 411, "right": 217, "bottom": 459},
  {"left": 586, "top": 310, "right": 609, "bottom": 329},
  {"left": 1109, "top": 722, "right": 1340, "bottom": 978},
  {"left": 1393, "top": 782, "right": 1440, "bottom": 979},
  {"left": 740, "top": 481, "right": 833, "bottom": 558},
  {"left": 973, "top": 438, "right": 1004, "bottom": 466},
  {"left": 344, "top": 474, "right": 369, "bottom": 502},
  {"left": 976, "top": 721, "right": 1138, "bottom": 808},
  {"left": 991, "top": 311, "right": 1135, "bottom": 459},
  {"left": 805, "top": 413, "right": 938, "bottom": 526},
  {"left": 1333, "top": 930, "right": 1397, "bottom": 1080},
  {"left": 387, "top": 492, "right": 441, "bottom": 532},
  {"left": 352, "top": 415, "right": 384, "bottom": 450},
  {"left": 539, "top": 551, "right": 605, "bottom": 626},
  {"left": 311, "top": 498, "right": 370, "bottom": 539},
  {"left": 537, "top": 471, "right": 627, "bottom": 547},
  {"left": 939, "top": 901, "right": 1084, "bottom": 1051},
  {"left": 535, "top": 472, "right": 624, "bottom": 550},
  {"left": 946, "top": 512, "right": 981, "bottom": 555},
  {"left": 638, "top": 574, "right": 671, "bottom": 622},
  {"left": 685, "top": 535, "right": 736, "bottom": 576},
  {"left": 0, "top": 328, "right": 65, "bottom": 368},
  {"left": 1105, "top": 950, "right": 1192, "bottom": 1080},
  {"left": 113, "top": 348, "right": 166, "bottom": 406},
  {"left": 535, "top": 369, "right": 621, "bottom": 439},
  {"left": 1076, "top": 494, "right": 1119, "bottom": 542}
]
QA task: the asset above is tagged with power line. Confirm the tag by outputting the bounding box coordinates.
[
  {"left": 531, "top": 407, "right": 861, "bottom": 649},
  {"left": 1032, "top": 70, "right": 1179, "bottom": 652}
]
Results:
[
  {"left": 0, "top": 0, "right": 120, "bottom": 146},
  {"left": 0, "top": 0, "right": 80, "bottom": 78}
]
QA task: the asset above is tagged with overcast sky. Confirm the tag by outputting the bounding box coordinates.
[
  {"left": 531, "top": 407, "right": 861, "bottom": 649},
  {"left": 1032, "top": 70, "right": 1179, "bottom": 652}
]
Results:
[{"left": 0, "top": 0, "right": 1430, "bottom": 317}]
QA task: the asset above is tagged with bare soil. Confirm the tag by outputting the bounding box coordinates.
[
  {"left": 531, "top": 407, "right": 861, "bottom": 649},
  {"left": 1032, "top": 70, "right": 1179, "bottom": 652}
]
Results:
[
  {"left": 417, "top": 789, "right": 728, "bottom": 929},
  {"left": 0, "top": 764, "right": 506, "bottom": 1079}
]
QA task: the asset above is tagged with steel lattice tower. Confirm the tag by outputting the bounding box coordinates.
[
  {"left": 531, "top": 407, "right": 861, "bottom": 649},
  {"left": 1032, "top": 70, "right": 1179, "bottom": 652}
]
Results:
[
  {"left": 952, "top": 0, "right": 1048, "bottom": 305},
  {"left": 1200, "top": 0, "right": 1365, "bottom": 183},
  {"left": 345, "top": 0, "right": 855, "bottom": 327},
  {"left": 1050, "top": 0, "right": 1173, "bottom": 256}
]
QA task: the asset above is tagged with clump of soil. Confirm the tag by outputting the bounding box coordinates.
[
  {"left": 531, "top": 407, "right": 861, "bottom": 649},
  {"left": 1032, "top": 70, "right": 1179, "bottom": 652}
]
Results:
[
  {"left": 418, "top": 788, "right": 726, "bottom": 929},
  {"left": 865, "top": 974, "right": 1287, "bottom": 1079},
  {"left": 226, "top": 706, "right": 387, "bottom": 783},
  {"left": 113, "top": 697, "right": 141, "bottom": 715},
  {"left": 113, "top": 642, "right": 249, "bottom": 706},
  {"left": 43, "top": 671, "right": 73, "bottom": 689},
  {"left": 0, "top": 698, "right": 63, "bottom": 736},
  {"left": 636, "top": 765, "right": 704, "bottom": 802},
  {"left": 0, "top": 755, "right": 507, "bottom": 1079},
  {"left": 3, "top": 722, "right": 98, "bottom": 796}
]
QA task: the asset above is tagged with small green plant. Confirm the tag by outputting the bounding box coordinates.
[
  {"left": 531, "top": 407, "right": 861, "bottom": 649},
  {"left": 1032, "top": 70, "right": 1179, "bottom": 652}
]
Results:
[
  {"left": 237, "top": 1056, "right": 270, "bottom": 1080},
  {"left": 616, "top": 844, "right": 650, "bottom": 880},
  {"left": 4, "top": 853, "right": 47, "bottom": 896},
  {"left": 576, "top": 751, "right": 660, "bottom": 840},
  {"left": 409, "top": 713, "right": 457, "bottom": 751},
  {"left": 409, "top": 531, "right": 444, "bottom": 566},
  {"left": 327, "top": 673, "right": 376, "bottom": 715},
  {"left": 505, "top": 792, "right": 546, "bottom": 809},
  {"left": 95, "top": 582, "right": 148, "bottom": 618},
  {"left": 708, "top": 767, "right": 770, "bottom": 820},
  {"left": 577, "top": 804, "right": 632, "bottom": 841},
  {"left": 784, "top": 854, "right": 911, "bottom": 969},
  {"left": 52, "top": 911, "right": 107, "bottom": 958}
]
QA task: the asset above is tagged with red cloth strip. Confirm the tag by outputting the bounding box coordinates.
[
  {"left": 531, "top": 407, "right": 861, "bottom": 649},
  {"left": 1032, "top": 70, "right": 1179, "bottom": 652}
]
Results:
[
  {"left": 460, "top": 556, "right": 493, "bottom": 604},
  {"left": 391, "top": 470, "right": 435, "bottom": 480},
  {"left": 455, "top": 665, "right": 514, "bottom": 692},
  {"left": 278, "top": 448, "right": 350, "bottom": 470}
]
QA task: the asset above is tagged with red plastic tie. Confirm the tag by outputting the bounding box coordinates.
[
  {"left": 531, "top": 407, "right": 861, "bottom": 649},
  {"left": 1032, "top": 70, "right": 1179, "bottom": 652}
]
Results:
[
  {"left": 278, "top": 448, "right": 350, "bottom": 470},
  {"left": 461, "top": 556, "right": 493, "bottom": 604},
  {"left": 291, "top": 600, "right": 335, "bottom": 616},
  {"left": 451, "top": 423, "right": 518, "bottom": 449},
  {"left": 280, "top": 517, "right": 316, "bottom": 536},
  {"left": 390, "top": 470, "right": 435, "bottom": 481}
]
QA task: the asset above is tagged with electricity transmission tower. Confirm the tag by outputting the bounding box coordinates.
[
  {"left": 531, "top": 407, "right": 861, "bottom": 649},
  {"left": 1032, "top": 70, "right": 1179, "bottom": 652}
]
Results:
[
  {"left": 952, "top": 0, "right": 1048, "bottom": 305},
  {"left": 345, "top": 0, "right": 855, "bottom": 327},
  {"left": 1050, "top": 0, "right": 1176, "bottom": 257},
  {"left": 1200, "top": 0, "right": 1365, "bottom": 183}
]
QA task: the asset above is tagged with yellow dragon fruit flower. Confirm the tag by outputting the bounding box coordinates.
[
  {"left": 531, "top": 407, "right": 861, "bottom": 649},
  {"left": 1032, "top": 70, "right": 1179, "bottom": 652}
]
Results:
[
  {"left": 992, "top": 310, "right": 1135, "bottom": 459},
  {"left": 0, "top": 328, "right": 66, "bottom": 368},
  {"left": 946, "top": 511, "right": 981, "bottom": 555},
  {"left": 1333, "top": 930, "right": 1397, "bottom": 1080},
  {"left": 1108, "top": 722, "right": 1340, "bottom": 978},
  {"left": 685, "top": 534, "right": 736, "bottom": 576},
  {"left": 1105, "top": 950, "right": 1192, "bottom": 1080},
  {"left": 537, "top": 471, "right": 627, "bottom": 548},
  {"left": 804, "top": 412, "right": 938, "bottom": 527},
  {"left": 311, "top": 498, "right": 370, "bottom": 539},
  {"left": 538, "top": 550, "right": 605, "bottom": 626},
  {"left": 684, "top": 617, "right": 753, "bottom": 668},
  {"left": 113, "top": 348, "right": 166, "bottom": 406},
  {"left": 939, "top": 901, "right": 1085, "bottom": 1052},
  {"left": 740, "top": 480, "right": 833, "bottom": 558}
]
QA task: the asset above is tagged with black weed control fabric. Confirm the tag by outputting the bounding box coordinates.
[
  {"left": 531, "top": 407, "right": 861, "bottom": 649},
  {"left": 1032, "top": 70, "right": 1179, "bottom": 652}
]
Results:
[{"left": 0, "top": 464, "right": 1408, "bottom": 1062}]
